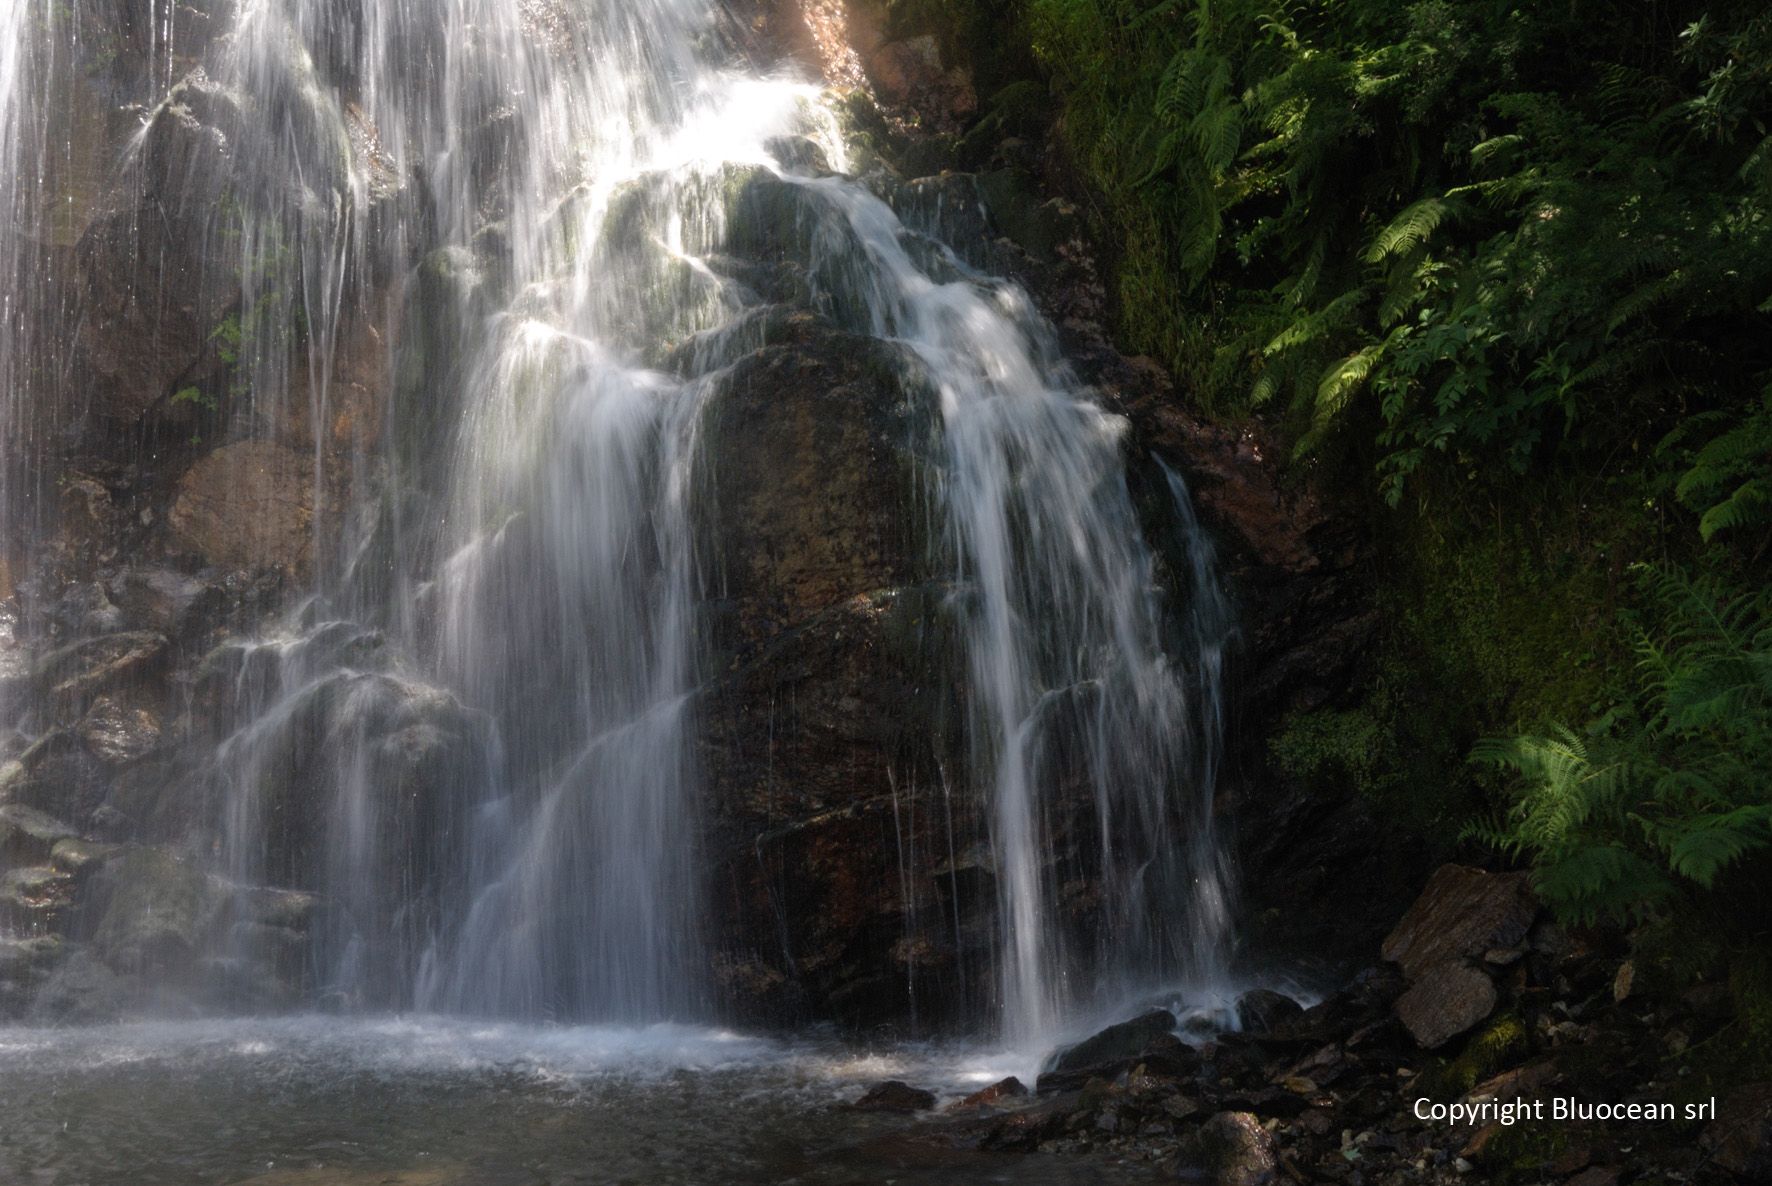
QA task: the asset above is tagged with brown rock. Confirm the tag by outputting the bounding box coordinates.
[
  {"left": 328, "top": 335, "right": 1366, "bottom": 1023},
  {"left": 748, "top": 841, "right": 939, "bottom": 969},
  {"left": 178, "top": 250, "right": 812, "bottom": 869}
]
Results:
[
  {"left": 77, "top": 696, "right": 162, "bottom": 764},
  {"left": 1702, "top": 1082, "right": 1772, "bottom": 1179},
  {"left": 853, "top": 1079, "right": 937, "bottom": 1112},
  {"left": 946, "top": 1076, "right": 1028, "bottom": 1111},
  {"left": 1394, "top": 962, "right": 1497, "bottom": 1049},
  {"left": 704, "top": 331, "right": 917, "bottom": 640},
  {"left": 167, "top": 441, "right": 318, "bottom": 575},
  {"left": 1549, "top": 1144, "right": 1591, "bottom": 1175},
  {"left": 1177, "top": 1111, "right": 1278, "bottom": 1186},
  {"left": 35, "top": 632, "right": 169, "bottom": 703},
  {"left": 1564, "top": 1167, "right": 1620, "bottom": 1186},
  {"left": 865, "top": 36, "right": 976, "bottom": 129},
  {"left": 868, "top": 36, "right": 942, "bottom": 105},
  {"left": 1461, "top": 1121, "right": 1502, "bottom": 1159},
  {"left": 1382, "top": 865, "right": 1537, "bottom": 982},
  {"left": 1460, "top": 1058, "right": 1557, "bottom": 1106},
  {"left": 1297, "top": 1109, "right": 1334, "bottom": 1137}
]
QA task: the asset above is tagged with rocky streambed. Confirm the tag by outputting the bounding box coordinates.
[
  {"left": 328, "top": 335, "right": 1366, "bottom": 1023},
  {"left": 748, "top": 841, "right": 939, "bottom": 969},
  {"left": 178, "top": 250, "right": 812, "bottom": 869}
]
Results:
[{"left": 848, "top": 865, "right": 1771, "bottom": 1186}]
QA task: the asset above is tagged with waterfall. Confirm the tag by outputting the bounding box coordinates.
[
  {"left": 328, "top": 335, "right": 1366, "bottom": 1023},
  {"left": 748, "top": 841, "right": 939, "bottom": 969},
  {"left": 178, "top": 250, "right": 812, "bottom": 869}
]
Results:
[{"left": 0, "top": 0, "right": 1237, "bottom": 1039}]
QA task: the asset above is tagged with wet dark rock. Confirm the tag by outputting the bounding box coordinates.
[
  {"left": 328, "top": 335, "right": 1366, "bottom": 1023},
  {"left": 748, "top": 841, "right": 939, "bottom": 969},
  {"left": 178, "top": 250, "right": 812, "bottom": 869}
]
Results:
[
  {"left": 76, "top": 694, "right": 162, "bottom": 764},
  {"left": 1564, "top": 1166, "right": 1622, "bottom": 1186},
  {"left": 1122, "top": 401, "right": 1394, "bottom": 963},
  {"left": 1049, "top": 1009, "right": 1181, "bottom": 1074},
  {"left": 1394, "top": 961, "right": 1498, "bottom": 1049},
  {"left": 1702, "top": 1082, "right": 1772, "bottom": 1179},
  {"left": 49, "top": 836, "right": 123, "bottom": 873},
  {"left": 33, "top": 631, "right": 169, "bottom": 705},
  {"left": 100, "top": 758, "right": 205, "bottom": 845},
  {"left": 1236, "top": 988, "right": 1304, "bottom": 1035},
  {"left": 28, "top": 948, "right": 126, "bottom": 1024},
  {"left": 87, "top": 848, "right": 231, "bottom": 977},
  {"left": 0, "top": 864, "right": 76, "bottom": 931},
  {"left": 938, "top": 1092, "right": 1077, "bottom": 1151},
  {"left": 1175, "top": 1111, "right": 1278, "bottom": 1186},
  {"left": 74, "top": 68, "right": 244, "bottom": 424},
  {"left": 113, "top": 568, "right": 226, "bottom": 642},
  {"left": 52, "top": 583, "right": 125, "bottom": 635},
  {"left": 0, "top": 803, "right": 78, "bottom": 864},
  {"left": 700, "top": 327, "right": 923, "bottom": 643},
  {"left": 853, "top": 1080, "right": 938, "bottom": 1112},
  {"left": 1038, "top": 1042, "right": 1203, "bottom": 1096},
  {"left": 1381, "top": 864, "right": 1537, "bottom": 982},
  {"left": 10, "top": 742, "right": 108, "bottom": 825}
]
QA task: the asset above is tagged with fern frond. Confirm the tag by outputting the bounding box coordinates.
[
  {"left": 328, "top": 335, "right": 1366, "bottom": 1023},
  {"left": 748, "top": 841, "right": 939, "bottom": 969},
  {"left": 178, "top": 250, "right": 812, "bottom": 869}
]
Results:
[{"left": 1364, "top": 197, "right": 1456, "bottom": 263}]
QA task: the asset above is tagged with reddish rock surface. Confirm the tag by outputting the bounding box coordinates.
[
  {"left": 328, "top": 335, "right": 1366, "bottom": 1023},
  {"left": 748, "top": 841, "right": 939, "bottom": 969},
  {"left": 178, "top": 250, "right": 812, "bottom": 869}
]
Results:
[{"left": 167, "top": 441, "right": 320, "bottom": 576}]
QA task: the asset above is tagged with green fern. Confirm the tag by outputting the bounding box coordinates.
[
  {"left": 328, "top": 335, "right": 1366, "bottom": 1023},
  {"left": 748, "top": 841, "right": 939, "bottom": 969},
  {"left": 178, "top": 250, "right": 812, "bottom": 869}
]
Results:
[
  {"left": 1673, "top": 389, "right": 1772, "bottom": 542},
  {"left": 1475, "top": 567, "right": 1772, "bottom": 924}
]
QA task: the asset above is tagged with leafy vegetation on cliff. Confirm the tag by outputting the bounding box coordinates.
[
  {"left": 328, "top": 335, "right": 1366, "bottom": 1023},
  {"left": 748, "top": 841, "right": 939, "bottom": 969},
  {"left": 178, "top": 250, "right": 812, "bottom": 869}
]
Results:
[{"left": 915, "top": 0, "right": 1772, "bottom": 1071}]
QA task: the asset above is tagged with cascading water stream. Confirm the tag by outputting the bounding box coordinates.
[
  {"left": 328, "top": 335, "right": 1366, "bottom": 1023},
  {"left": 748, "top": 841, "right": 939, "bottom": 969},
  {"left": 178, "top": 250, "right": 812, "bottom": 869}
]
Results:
[{"left": 0, "top": 0, "right": 1239, "bottom": 1042}]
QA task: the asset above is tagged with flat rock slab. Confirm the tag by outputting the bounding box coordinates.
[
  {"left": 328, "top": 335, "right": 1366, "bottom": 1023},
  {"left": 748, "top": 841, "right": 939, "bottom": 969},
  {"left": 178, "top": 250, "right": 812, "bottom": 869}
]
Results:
[
  {"left": 1395, "top": 961, "right": 1497, "bottom": 1049},
  {"left": 1381, "top": 864, "right": 1537, "bottom": 982}
]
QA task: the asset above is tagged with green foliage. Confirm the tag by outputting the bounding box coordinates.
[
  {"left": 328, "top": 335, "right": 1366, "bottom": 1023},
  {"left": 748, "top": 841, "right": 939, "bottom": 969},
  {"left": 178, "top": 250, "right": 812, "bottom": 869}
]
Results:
[
  {"left": 208, "top": 314, "right": 243, "bottom": 367},
  {"left": 1474, "top": 567, "right": 1772, "bottom": 924},
  {"left": 1669, "top": 387, "right": 1772, "bottom": 545},
  {"left": 1022, "top": 0, "right": 1772, "bottom": 505},
  {"left": 1413, "top": 1012, "right": 1529, "bottom": 1101},
  {"left": 170, "top": 385, "right": 217, "bottom": 411}
]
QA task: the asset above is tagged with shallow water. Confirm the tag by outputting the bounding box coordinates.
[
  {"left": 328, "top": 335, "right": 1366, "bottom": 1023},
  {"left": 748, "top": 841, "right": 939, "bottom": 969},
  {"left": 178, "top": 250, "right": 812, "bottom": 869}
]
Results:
[{"left": 0, "top": 1017, "right": 1171, "bottom": 1185}]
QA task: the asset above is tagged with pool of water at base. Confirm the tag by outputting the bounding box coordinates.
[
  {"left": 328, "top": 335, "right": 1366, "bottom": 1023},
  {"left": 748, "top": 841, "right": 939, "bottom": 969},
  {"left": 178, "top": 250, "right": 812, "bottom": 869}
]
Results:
[{"left": 0, "top": 1016, "right": 1173, "bottom": 1185}]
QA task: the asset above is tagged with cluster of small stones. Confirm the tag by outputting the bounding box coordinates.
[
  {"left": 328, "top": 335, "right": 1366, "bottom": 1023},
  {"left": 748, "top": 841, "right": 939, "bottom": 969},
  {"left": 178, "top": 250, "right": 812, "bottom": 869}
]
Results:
[{"left": 851, "top": 866, "right": 1768, "bottom": 1185}]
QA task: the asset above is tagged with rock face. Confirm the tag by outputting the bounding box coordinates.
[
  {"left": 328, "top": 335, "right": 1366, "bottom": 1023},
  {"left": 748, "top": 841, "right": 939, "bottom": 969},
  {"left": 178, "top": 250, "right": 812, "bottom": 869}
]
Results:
[
  {"left": 87, "top": 848, "right": 230, "bottom": 978},
  {"left": 695, "top": 313, "right": 982, "bottom": 1026},
  {"left": 166, "top": 442, "right": 320, "bottom": 576},
  {"left": 866, "top": 36, "right": 977, "bottom": 131},
  {"left": 1381, "top": 864, "right": 1537, "bottom": 981},
  {"left": 1379, "top": 864, "right": 1536, "bottom": 1048},
  {"left": 0, "top": 0, "right": 1395, "bottom": 1033},
  {"left": 74, "top": 68, "right": 243, "bottom": 423}
]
